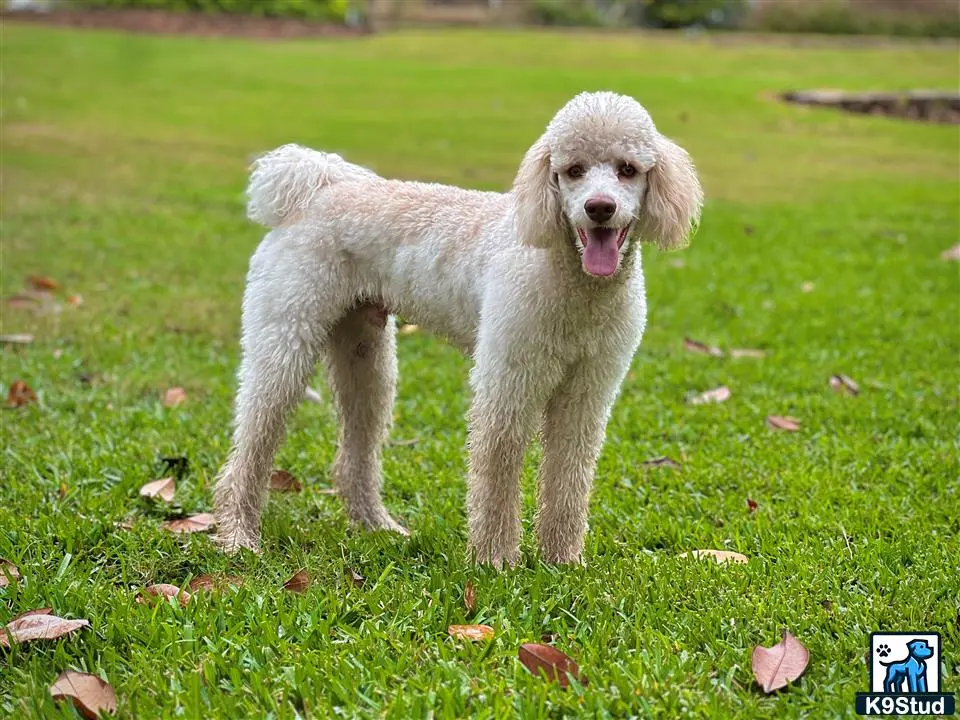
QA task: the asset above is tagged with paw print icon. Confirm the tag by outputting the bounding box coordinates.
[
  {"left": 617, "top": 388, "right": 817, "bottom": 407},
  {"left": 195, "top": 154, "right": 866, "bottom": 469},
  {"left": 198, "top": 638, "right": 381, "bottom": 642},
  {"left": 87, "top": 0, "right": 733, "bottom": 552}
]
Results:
[{"left": 876, "top": 643, "right": 892, "bottom": 658}]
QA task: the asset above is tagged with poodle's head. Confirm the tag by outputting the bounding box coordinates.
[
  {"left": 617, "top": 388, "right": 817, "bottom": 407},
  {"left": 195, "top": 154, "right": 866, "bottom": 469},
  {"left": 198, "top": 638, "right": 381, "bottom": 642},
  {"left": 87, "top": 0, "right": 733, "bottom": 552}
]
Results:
[{"left": 513, "top": 91, "right": 703, "bottom": 278}]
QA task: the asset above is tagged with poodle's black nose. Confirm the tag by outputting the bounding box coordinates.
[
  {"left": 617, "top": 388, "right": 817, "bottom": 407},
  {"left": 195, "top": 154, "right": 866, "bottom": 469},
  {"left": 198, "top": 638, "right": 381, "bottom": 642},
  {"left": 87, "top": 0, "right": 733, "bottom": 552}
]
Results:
[{"left": 584, "top": 197, "right": 617, "bottom": 224}]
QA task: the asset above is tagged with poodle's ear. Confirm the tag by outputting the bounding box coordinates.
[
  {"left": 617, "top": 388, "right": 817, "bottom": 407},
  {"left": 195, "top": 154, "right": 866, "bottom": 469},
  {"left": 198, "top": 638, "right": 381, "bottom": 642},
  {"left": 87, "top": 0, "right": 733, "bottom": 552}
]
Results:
[
  {"left": 638, "top": 136, "right": 703, "bottom": 251},
  {"left": 512, "top": 134, "right": 564, "bottom": 249}
]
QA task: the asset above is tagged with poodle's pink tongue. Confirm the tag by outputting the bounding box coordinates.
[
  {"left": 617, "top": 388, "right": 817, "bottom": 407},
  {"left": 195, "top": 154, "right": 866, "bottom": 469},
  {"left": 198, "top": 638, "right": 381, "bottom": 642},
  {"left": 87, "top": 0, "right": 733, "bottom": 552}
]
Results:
[{"left": 581, "top": 227, "right": 619, "bottom": 277}]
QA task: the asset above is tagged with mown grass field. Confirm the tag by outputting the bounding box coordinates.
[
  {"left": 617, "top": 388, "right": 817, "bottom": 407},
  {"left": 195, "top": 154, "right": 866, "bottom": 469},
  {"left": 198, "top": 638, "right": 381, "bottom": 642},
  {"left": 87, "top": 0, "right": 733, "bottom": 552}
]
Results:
[{"left": 1, "top": 23, "right": 958, "bottom": 719}]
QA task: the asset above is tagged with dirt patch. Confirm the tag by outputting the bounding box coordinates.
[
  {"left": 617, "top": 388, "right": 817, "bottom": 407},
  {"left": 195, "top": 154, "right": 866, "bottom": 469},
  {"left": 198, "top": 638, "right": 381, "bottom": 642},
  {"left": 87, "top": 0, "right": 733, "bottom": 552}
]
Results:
[
  {"left": 782, "top": 89, "right": 960, "bottom": 124},
  {"left": 2, "top": 8, "right": 367, "bottom": 40}
]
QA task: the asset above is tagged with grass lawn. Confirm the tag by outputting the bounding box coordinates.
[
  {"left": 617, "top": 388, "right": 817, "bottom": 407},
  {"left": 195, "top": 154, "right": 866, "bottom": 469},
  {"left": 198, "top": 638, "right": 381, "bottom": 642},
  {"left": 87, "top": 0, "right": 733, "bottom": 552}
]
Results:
[{"left": 2, "top": 23, "right": 958, "bottom": 719}]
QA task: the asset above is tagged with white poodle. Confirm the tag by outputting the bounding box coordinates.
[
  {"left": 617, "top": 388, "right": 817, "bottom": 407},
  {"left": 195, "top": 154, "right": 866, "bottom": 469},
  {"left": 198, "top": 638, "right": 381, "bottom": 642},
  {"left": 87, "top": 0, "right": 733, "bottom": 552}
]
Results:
[{"left": 213, "top": 91, "right": 702, "bottom": 567}]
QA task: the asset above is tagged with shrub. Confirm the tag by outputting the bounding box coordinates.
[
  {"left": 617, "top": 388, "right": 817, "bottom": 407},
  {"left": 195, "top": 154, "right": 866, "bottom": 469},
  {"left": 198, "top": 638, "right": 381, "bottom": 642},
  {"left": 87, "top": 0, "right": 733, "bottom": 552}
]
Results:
[{"left": 75, "top": 0, "right": 352, "bottom": 21}]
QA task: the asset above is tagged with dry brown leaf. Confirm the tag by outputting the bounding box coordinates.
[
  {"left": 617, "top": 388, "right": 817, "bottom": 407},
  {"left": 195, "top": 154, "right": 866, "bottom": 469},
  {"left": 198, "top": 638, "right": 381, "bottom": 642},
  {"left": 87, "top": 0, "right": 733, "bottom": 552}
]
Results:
[
  {"left": 347, "top": 568, "right": 365, "bottom": 587},
  {"left": 641, "top": 456, "right": 681, "bottom": 470},
  {"left": 0, "top": 334, "right": 33, "bottom": 345},
  {"left": 11, "top": 608, "right": 53, "bottom": 622},
  {"left": 188, "top": 574, "right": 242, "bottom": 593},
  {"left": 767, "top": 415, "right": 801, "bottom": 432},
  {"left": 730, "top": 348, "right": 765, "bottom": 359},
  {"left": 0, "top": 559, "right": 20, "bottom": 587},
  {"left": 464, "top": 581, "right": 477, "bottom": 613},
  {"left": 829, "top": 374, "right": 860, "bottom": 396},
  {"left": 137, "top": 584, "right": 191, "bottom": 607},
  {"left": 752, "top": 631, "right": 810, "bottom": 693},
  {"left": 0, "top": 613, "right": 89, "bottom": 647},
  {"left": 49, "top": 671, "right": 117, "bottom": 719},
  {"left": 162, "top": 387, "right": 187, "bottom": 407},
  {"left": 688, "top": 385, "right": 731, "bottom": 406},
  {"left": 283, "top": 569, "right": 311, "bottom": 593},
  {"left": 7, "top": 380, "right": 37, "bottom": 407},
  {"left": 940, "top": 243, "right": 960, "bottom": 261},
  {"left": 161, "top": 513, "right": 216, "bottom": 534},
  {"left": 67, "top": 295, "right": 84, "bottom": 308},
  {"left": 27, "top": 275, "right": 59, "bottom": 292},
  {"left": 448, "top": 624, "right": 494, "bottom": 641},
  {"left": 747, "top": 498, "right": 759, "bottom": 513},
  {"left": 115, "top": 519, "right": 135, "bottom": 531},
  {"left": 399, "top": 324, "right": 419, "bottom": 335},
  {"left": 680, "top": 549, "right": 749, "bottom": 564},
  {"left": 269, "top": 470, "right": 302, "bottom": 493},
  {"left": 518, "top": 643, "right": 587, "bottom": 687},
  {"left": 683, "top": 337, "right": 724, "bottom": 357},
  {"left": 139, "top": 477, "right": 176, "bottom": 503}
]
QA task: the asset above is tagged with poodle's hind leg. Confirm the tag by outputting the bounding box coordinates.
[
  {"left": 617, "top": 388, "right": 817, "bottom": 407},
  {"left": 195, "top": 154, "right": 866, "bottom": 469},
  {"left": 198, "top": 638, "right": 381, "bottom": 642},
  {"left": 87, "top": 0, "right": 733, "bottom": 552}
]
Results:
[
  {"left": 325, "top": 304, "right": 407, "bottom": 535},
  {"left": 214, "top": 248, "right": 342, "bottom": 554}
]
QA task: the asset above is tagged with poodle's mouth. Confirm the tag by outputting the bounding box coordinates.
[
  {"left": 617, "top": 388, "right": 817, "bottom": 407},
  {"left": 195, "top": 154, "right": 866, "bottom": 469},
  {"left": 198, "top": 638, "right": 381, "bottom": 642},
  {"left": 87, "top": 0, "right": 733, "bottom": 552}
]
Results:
[{"left": 576, "top": 225, "right": 631, "bottom": 277}]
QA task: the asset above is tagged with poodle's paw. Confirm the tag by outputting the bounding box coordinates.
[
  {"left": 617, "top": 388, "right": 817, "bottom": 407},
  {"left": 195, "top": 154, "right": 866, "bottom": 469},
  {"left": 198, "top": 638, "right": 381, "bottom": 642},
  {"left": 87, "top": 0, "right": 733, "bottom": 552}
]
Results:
[
  {"left": 212, "top": 527, "right": 262, "bottom": 555},
  {"left": 349, "top": 506, "right": 409, "bottom": 536},
  {"left": 468, "top": 540, "right": 521, "bottom": 570},
  {"left": 538, "top": 545, "right": 585, "bottom": 566}
]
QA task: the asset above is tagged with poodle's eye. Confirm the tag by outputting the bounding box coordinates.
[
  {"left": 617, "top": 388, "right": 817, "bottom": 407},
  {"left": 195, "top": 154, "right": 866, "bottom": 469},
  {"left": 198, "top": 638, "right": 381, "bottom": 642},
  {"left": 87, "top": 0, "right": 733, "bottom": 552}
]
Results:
[
  {"left": 618, "top": 163, "right": 637, "bottom": 179},
  {"left": 566, "top": 164, "right": 585, "bottom": 179}
]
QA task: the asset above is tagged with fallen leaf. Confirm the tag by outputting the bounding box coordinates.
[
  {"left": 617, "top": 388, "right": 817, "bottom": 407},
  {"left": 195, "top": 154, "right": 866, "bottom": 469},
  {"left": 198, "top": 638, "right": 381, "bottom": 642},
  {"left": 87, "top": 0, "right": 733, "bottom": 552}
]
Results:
[
  {"left": 683, "top": 337, "right": 724, "bottom": 357},
  {"left": 67, "top": 295, "right": 83, "bottom": 307},
  {"left": 747, "top": 498, "right": 759, "bottom": 513},
  {"left": 448, "top": 624, "right": 494, "bottom": 641},
  {"left": 162, "top": 387, "right": 187, "bottom": 407},
  {"left": 0, "top": 333, "right": 33, "bottom": 344},
  {"left": 6, "top": 379, "right": 37, "bottom": 407},
  {"left": 464, "top": 581, "right": 477, "bottom": 613},
  {"left": 269, "top": 470, "right": 302, "bottom": 493},
  {"left": 399, "top": 324, "right": 419, "bottom": 335},
  {"left": 49, "top": 671, "right": 117, "bottom": 719},
  {"left": 829, "top": 374, "right": 860, "bottom": 396},
  {"left": 387, "top": 437, "right": 419, "bottom": 447},
  {"left": 688, "top": 385, "right": 731, "bottom": 405},
  {"left": 137, "top": 584, "right": 190, "bottom": 607},
  {"left": 161, "top": 513, "right": 216, "bottom": 534},
  {"left": 347, "top": 568, "right": 364, "bottom": 587},
  {"left": 800, "top": 281, "right": 815, "bottom": 293},
  {"left": 752, "top": 631, "right": 810, "bottom": 693},
  {"left": 11, "top": 608, "right": 53, "bottom": 621},
  {"left": 0, "top": 559, "right": 20, "bottom": 587},
  {"left": 188, "top": 574, "right": 242, "bottom": 593},
  {"left": 940, "top": 243, "right": 960, "bottom": 261},
  {"left": 518, "top": 643, "right": 587, "bottom": 687},
  {"left": 679, "top": 549, "right": 749, "bottom": 564},
  {"left": 766, "top": 415, "right": 801, "bottom": 432},
  {"left": 729, "top": 348, "right": 765, "bottom": 359},
  {"left": 115, "top": 519, "right": 135, "bottom": 531},
  {"left": 7, "top": 293, "right": 39, "bottom": 309},
  {"left": 283, "top": 569, "right": 310, "bottom": 593},
  {"left": 27, "top": 275, "right": 59, "bottom": 292},
  {"left": 641, "top": 456, "right": 681, "bottom": 470},
  {"left": 139, "top": 477, "right": 176, "bottom": 503},
  {"left": 0, "top": 613, "right": 90, "bottom": 647}
]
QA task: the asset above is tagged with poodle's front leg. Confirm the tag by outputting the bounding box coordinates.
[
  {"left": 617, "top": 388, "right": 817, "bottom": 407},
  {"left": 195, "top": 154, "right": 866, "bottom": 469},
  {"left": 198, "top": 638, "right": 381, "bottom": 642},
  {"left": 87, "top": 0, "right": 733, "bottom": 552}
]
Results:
[
  {"left": 536, "top": 362, "right": 626, "bottom": 564},
  {"left": 466, "top": 350, "right": 559, "bottom": 568}
]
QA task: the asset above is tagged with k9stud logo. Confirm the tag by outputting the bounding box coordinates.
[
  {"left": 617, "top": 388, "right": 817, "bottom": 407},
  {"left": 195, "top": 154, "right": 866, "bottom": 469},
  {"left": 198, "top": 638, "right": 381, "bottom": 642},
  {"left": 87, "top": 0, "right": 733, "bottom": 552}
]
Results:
[{"left": 856, "top": 633, "right": 955, "bottom": 716}]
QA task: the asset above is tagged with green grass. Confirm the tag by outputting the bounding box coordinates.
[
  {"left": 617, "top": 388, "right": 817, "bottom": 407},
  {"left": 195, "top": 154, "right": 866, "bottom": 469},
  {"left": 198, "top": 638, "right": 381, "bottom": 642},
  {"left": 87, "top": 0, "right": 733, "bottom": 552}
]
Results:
[{"left": 1, "top": 23, "right": 958, "bottom": 719}]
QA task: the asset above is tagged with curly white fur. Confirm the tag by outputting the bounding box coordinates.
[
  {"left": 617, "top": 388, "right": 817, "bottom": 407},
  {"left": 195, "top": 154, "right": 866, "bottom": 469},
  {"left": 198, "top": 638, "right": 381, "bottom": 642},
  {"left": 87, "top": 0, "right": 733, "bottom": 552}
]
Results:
[{"left": 214, "top": 91, "right": 703, "bottom": 566}]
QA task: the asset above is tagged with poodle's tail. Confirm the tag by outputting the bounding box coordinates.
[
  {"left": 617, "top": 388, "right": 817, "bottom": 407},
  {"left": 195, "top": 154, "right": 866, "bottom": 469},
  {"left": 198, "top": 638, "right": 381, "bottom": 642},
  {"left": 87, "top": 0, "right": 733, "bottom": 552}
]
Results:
[{"left": 246, "top": 144, "right": 378, "bottom": 228}]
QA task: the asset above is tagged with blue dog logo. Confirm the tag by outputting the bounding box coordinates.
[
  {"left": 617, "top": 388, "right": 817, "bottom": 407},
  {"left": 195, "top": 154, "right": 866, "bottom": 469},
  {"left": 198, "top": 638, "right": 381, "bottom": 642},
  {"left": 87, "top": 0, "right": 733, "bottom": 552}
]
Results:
[{"left": 881, "top": 638, "right": 934, "bottom": 694}]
